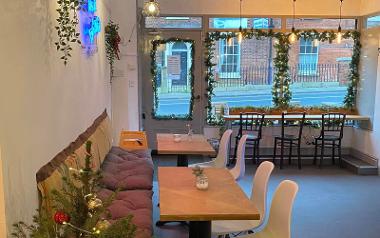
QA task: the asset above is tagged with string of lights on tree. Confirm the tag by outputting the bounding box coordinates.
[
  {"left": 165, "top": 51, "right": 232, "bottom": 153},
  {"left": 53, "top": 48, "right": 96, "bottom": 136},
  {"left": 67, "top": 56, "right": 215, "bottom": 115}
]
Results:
[
  {"left": 205, "top": 29, "right": 361, "bottom": 124},
  {"left": 151, "top": 38, "right": 195, "bottom": 120}
]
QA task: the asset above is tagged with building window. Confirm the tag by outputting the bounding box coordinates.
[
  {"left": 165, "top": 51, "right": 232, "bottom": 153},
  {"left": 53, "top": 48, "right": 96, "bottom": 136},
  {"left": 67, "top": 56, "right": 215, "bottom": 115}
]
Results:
[
  {"left": 209, "top": 18, "right": 281, "bottom": 29},
  {"left": 366, "top": 15, "right": 380, "bottom": 28},
  {"left": 219, "top": 38, "right": 241, "bottom": 78},
  {"left": 298, "top": 38, "right": 319, "bottom": 76}
]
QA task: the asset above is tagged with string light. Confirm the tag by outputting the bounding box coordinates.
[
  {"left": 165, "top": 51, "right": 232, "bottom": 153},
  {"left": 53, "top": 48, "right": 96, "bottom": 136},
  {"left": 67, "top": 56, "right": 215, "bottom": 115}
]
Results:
[
  {"left": 313, "top": 39, "right": 320, "bottom": 47},
  {"left": 238, "top": 0, "right": 243, "bottom": 44}
]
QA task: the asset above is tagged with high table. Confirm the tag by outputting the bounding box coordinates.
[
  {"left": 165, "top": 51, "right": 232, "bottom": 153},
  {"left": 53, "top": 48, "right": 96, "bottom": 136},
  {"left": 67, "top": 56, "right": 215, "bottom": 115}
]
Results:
[
  {"left": 223, "top": 114, "right": 370, "bottom": 121},
  {"left": 158, "top": 167, "right": 260, "bottom": 238},
  {"left": 156, "top": 133, "right": 216, "bottom": 167}
]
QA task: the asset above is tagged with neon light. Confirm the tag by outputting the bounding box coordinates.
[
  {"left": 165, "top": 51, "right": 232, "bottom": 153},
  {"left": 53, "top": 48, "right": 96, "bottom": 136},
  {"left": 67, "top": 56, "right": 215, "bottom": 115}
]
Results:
[
  {"left": 88, "top": 16, "right": 101, "bottom": 44},
  {"left": 88, "top": 0, "right": 97, "bottom": 13}
]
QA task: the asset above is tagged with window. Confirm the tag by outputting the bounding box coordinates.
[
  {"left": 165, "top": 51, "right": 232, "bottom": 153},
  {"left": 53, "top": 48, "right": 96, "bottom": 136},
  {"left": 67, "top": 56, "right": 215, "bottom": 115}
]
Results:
[
  {"left": 366, "top": 15, "right": 380, "bottom": 28},
  {"left": 219, "top": 38, "right": 241, "bottom": 78},
  {"left": 209, "top": 18, "right": 281, "bottom": 29},
  {"left": 298, "top": 39, "right": 319, "bottom": 76},
  {"left": 145, "top": 17, "right": 202, "bottom": 29},
  {"left": 286, "top": 18, "right": 357, "bottom": 30}
]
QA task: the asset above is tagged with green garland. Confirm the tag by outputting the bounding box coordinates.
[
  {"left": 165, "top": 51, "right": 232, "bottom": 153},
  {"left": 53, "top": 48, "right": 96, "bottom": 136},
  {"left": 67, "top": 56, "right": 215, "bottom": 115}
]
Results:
[
  {"left": 151, "top": 38, "right": 195, "bottom": 120},
  {"left": 205, "top": 29, "right": 361, "bottom": 124}
]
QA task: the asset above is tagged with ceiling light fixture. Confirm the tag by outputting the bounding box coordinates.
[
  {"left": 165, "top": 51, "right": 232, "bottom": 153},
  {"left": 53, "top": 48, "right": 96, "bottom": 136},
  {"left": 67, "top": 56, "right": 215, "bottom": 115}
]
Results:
[
  {"left": 289, "top": 0, "right": 297, "bottom": 43},
  {"left": 337, "top": 0, "right": 344, "bottom": 44},
  {"left": 237, "top": 0, "right": 243, "bottom": 44},
  {"left": 143, "top": 0, "right": 160, "bottom": 17}
]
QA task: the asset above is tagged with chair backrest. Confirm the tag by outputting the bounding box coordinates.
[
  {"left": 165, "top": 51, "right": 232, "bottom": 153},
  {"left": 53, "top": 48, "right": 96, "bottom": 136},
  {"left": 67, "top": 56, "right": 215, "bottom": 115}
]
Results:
[
  {"left": 264, "top": 180, "right": 299, "bottom": 238},
  {"left": 251, "top": 161, "right": 275, "bottom": 224},
  {"left": 281, "top": 112, "right": 306, "bottom": 139},
  {"left": 230, "top": 135, "right": 248, "bottom": 181},
  {"left": 321, "top": 113, "right": 346, "bottom": 139},
  {"left": 214, "top": 129, "right": 233, "bottom": 168},
  {"left": 119, "top": 131, "right": 148, "bottom": 150},
  {"left": 238, "top": 112, "right": 265, "bottom": 139}
]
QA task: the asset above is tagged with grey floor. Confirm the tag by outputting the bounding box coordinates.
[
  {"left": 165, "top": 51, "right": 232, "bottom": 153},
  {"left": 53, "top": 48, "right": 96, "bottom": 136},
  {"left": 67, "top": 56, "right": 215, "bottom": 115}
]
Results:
[{"left": 152, "top": 156, "right": 380, "bottom": 238}]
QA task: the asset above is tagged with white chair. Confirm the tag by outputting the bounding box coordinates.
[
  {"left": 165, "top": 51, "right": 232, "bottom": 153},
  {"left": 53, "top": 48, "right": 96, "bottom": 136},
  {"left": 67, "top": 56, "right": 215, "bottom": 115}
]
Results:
[
  {"left": 229, "top": 135, "right": 248, "bottom": 180},
  {"left": 238, "top": 180, "right": 299, "bottom": 238},
  {"left": 212, "top": 161, "right": 275, "bottom": 236},
  {"left": 190, "top": 129, "right": 233, "bottom": 168}
]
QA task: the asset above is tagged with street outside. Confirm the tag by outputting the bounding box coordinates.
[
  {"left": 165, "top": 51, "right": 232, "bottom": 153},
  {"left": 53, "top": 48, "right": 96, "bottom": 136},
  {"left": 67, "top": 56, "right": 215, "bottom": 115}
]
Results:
[{"left": 155, "top": 87, "right": 347, "bottom": 116}]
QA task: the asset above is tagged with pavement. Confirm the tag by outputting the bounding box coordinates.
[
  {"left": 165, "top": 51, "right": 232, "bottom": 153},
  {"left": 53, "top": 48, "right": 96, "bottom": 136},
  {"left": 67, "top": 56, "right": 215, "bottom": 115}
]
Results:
[{"left": 155, "top": 87, "right": 348, "bottom": 116}]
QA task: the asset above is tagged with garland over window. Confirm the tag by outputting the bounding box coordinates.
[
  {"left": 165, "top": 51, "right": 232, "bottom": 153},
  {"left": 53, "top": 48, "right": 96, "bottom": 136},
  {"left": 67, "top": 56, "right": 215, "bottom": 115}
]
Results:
[
  {"left": 150, "top": 38, "right": 195, "bottom": 120},
  {"left": 205, "top": 29, "right": 361, "bottom": 124}
]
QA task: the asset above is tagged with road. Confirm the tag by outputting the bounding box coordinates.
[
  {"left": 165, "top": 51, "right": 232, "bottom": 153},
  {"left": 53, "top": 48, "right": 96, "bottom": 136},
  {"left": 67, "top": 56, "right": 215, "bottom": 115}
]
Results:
[{"left": 156, "top": 89, "right": 347, "bottom": 115}]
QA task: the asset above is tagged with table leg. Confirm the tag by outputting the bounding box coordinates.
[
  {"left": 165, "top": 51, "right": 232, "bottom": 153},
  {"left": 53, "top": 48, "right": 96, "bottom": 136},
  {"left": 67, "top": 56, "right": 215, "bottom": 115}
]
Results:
[
  {"left": 189, "top": 221, "right": 211, "bottom": 238},
  {"left": 177, "top": 154, "right": 188, "bottom": 167}
]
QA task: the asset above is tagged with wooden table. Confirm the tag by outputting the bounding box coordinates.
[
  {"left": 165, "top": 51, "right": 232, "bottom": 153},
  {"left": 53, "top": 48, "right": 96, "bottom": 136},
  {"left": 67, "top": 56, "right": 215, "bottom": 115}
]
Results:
[
  {"left": 158, "top": 167, "right": 260, "bottom": 238},
  {"left": 223, "top": 114, "right": 370, "bottom": 121},
  {"left": 156, "top": 133, "right": 216, "bottom": 167}
]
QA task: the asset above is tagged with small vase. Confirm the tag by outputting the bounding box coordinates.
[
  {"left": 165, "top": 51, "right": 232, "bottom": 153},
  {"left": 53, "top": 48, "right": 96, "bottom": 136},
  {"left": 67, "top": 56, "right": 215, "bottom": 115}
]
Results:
[{"left": 196, "top": 175, "right": 209, "bottom": 190}]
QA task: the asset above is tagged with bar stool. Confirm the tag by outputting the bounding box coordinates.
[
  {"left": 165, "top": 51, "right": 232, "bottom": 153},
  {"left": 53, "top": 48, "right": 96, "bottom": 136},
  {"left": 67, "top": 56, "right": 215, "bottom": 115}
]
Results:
[
  {"left": 273, "top": 112, "right": 306, "bottom": 169},
  {"left": 234, "top": 112, "right": 265, "bottom": 164},
  {"left": 313, "top": 113, "right": 346, "bottom": 168}
]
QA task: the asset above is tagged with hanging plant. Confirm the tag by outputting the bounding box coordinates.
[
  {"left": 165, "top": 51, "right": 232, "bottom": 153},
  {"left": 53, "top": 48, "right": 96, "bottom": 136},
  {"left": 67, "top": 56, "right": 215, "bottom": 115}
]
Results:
[
  {"left": 105, "top": 20, "right": 121, "bottom": 80},
  {"left": 55, "top": 0, "right": 84, "bottom": 65}
]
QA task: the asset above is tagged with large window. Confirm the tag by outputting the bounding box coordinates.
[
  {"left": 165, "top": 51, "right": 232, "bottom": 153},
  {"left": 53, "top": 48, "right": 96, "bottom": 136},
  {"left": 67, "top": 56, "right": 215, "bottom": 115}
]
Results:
[
  {"left": 219, "top": 38, "right": 241, "bottom": 78},
  {"left": 366, "top": 15, "right": 380, "bottom": 28},
  {"left": 298, "top": 38, "right": 319, "bottom": 75}
]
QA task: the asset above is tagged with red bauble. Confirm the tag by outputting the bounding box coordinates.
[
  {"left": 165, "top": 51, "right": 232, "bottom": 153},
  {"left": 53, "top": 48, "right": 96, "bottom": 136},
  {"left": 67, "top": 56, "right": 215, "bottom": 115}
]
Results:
[{"left": 54, "top": 211, "right": 70, "bottom": 224}]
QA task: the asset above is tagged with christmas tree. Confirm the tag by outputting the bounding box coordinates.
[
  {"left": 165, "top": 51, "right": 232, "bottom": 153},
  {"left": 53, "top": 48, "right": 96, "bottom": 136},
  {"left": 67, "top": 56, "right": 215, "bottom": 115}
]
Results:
[{"left": 12, "top": 141, "right": 136, "bottom": 238}]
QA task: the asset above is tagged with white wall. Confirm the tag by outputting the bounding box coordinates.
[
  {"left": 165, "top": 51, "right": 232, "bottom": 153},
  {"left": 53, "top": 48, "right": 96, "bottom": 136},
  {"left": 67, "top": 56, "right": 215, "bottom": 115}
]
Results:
[
  {"left": 0, "top": 0, "right": 111, "bottom": 235},
  {"left": 110, "top": 0, "right": 140, "bottom": 143}
]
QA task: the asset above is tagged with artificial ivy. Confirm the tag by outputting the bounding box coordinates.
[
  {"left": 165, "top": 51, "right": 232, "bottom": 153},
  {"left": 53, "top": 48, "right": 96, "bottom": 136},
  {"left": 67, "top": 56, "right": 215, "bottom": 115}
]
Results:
[
  {"left": 55, "top": 0, "right": 84, "bottom": 65},
  {"left": 105, "top": 20, "right": 121, "bottom": 81},
  {"left": 205, "top": 29, "right": 361, "bottom": 124},
  {"left": 150, "top": 38, "right": 195, "bottom": 120}
]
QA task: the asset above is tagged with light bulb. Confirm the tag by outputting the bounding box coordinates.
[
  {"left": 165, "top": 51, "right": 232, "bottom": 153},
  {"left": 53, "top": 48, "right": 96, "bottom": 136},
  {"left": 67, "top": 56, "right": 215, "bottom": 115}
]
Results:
[
  {"left": 148, "top": 3, "right": 156, "bottom": 13},
  {"left": 228, "top": 37, "right": 233, "bottom": 46},
  {"left": 237, "top": 32, "right": 243, "bottom": 44},
  {"left": 289, "top": 32, "right": 297, "bottom": 43},
  {"left": 336, "top": 32, "right": 342, "bottom": 44},
  {"left": 313, "top": 39, "right": 319, "bottom": 47}
]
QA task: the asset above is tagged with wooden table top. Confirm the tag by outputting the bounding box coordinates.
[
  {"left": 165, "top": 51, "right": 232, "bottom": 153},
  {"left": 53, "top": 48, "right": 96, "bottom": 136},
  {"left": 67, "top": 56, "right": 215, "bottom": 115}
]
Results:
[
  {"left": 223, "top": 114, "right": 370, "bottom": 121},
  {"left": 156, "top": 133, "right": 216, "bottom": 156},
  {"left": 158, "top": 167, "right": 260, "bottom": 221}
]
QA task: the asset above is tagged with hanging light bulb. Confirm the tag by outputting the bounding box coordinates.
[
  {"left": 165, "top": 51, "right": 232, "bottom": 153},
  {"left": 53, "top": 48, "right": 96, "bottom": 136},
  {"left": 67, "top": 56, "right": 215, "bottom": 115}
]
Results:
[
  {"left": 336, "top": 0, "right": 344, "bottom": 44},
  {"left": 142, "top": 0, "right": 160, "bottom": 17},
  {"left": 313, "top": 39, "right": 320, "bottom": 47},
  {"left": 228, "top": 37, "right": 233, "bottom": 46},
  {"left": 289, "top": 0, "right": 297, "bottom": 43},
  {"left": 237, "top": 0, "right": 243, "bottom": 44}
]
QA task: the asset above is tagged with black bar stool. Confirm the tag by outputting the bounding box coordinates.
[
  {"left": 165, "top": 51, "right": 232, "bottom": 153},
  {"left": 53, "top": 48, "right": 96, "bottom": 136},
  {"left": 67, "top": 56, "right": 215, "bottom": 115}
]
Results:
[
  {"left": 234, "top": 112, "right": 265, "bottom": 164},
  {"left": 313, "top": 113, "right": 346, "bottom": 168},
  {"left": 273, "top": 112, "right": 306, "bottom": 169}
]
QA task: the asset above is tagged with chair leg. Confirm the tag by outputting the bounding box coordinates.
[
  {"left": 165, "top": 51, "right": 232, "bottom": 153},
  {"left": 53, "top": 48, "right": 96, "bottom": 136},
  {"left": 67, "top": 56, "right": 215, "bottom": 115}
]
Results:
[
  {"left": 332, "top": 141, "right": 336, "bottom": 165},
  {"left": 280, "top": 140, "right": 284, "bottom": 169},
  {"left": 297, "top": 142, "right": 302, "bottom": 170},
  {"left": 338, "top": 140, "right": 343, "bottom": 168},
  {"left": 273, "top": 138, "right": 277, "bottom": 165},
  {"left": 256, "top": 141, "right": 260, "bottom": 164},
  {"left": 320, "top": 140, "right": 325, "bottom": 169},
  {"left": 313, "top": 139, "right": 318, "bottom": 166},
  {"left": 233, "top": 137, "right": 239, "bottom": 162},
  {"left": 288, "top": 143, "right": 293, "bottom": 165}
]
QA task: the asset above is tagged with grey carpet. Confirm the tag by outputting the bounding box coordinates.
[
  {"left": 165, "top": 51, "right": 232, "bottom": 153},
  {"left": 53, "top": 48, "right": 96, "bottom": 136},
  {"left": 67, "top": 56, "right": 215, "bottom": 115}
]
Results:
[{"left": 152, "top": 156, "right": 380, "bottom": 238}]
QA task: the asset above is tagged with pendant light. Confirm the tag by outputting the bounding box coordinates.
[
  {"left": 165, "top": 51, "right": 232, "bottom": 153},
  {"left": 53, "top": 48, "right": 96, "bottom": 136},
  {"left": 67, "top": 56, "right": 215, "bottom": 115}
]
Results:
[
  {"left": 237, "top": 0, "right": 243, "bottom": 44},
  {"left": 289, "top": 0, "right": 297, "bottom": 43},
  {"left": 143, "top": 0, "right": 160, "bottom": 17},
  {"left": 336, "top": 0, "right": 344, "bottom": 44}
]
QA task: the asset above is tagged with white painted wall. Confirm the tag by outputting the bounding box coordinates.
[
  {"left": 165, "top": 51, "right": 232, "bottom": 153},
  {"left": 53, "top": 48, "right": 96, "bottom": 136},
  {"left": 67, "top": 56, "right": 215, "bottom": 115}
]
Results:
[
  {"left": 109, "top": 0, "right": 140, "bottom": 143},
  {"left": 0, "top": 0, "right": 111, "bottom": 235}
]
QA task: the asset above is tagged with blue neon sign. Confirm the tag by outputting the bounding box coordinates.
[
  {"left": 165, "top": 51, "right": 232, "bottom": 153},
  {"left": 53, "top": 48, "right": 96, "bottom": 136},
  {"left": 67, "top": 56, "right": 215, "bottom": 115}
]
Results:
[
  {"left": 88, "top": 16, "right": 101, "bottom": 44},
  {"left": 87, "top": 0, "right": 97, "bottom": 13},
  {"left": 80, "top": 0, "right": 101, "bottom": 53}
]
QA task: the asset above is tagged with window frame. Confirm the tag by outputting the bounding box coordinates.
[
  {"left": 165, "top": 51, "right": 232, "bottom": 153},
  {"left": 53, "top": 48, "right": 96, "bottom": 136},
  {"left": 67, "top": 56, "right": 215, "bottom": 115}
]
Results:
[
  {"left": 298, "top": 38, "right": 320, "bottom": 76},
  {"left": 218, "top": 38, "right": 241, "bottom": 79}
]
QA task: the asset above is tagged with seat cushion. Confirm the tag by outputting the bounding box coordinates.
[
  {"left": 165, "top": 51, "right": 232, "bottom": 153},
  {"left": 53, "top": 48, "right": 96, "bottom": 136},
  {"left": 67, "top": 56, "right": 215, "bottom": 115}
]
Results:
[
  {"left": 97, "top": 189, "right": 153, "bottom": 238},
  {"left": 316, "top": 134, "right": 341, "bottom": 141}
]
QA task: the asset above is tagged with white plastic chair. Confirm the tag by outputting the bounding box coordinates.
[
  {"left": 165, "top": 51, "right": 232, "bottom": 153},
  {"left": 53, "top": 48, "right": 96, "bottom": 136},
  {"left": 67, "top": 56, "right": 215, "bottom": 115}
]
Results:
[
  {"left": 190, "top": 129, "right": 233, "bottom": 169},
  {"left": 238, "top": 180, "right": 299, "bottom": 238},
  {"left": 212, "top": 161, "right": 275, "bottom": 236},
  {"left": 229, "top": 135, "right": 248, "bottom": 181}
]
